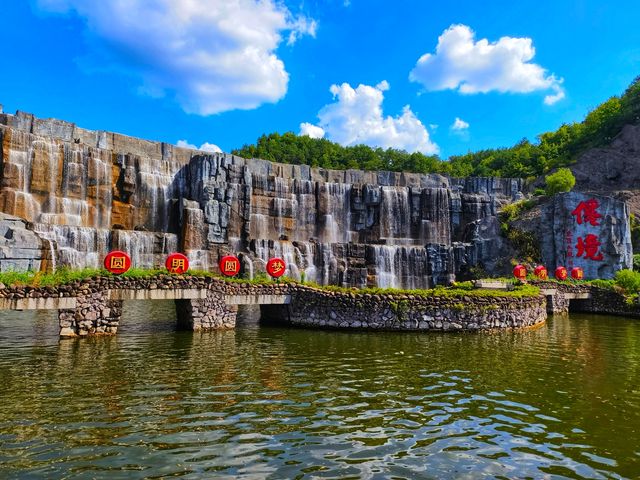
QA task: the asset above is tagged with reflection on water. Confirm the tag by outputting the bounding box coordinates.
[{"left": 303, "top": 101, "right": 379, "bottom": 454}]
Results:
[{"left": 0, "top": 305, "right": 639, "bottom": 478}]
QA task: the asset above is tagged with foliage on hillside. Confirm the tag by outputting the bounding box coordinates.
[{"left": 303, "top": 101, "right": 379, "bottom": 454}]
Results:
[
  {"left": 544, "top": 168, "right": 576, "bottom": 195},
  {"left": 232, "top": 77, "right": 640, "bottom": 178}
]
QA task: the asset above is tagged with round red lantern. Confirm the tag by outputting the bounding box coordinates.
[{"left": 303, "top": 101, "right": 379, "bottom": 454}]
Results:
[
  {"left": 534, "top": 265, "right": 548, "bottom": 280},
  {"left": 104, "top": 250, "right": 131, "bottom": 275},
  {"left": 166, "top": 252, "right": 189, "bottom": 274},
  {"left": 555, "top": 266, "right": 568, "bottom": 281},
  {"left": 219, "top": 255, "right": 241, "bottom": 277},
  {"left": 266, "top": 257, "right": 286, "bottom": 278},
  {"left": 571, "top": 267, "right": 584, "bottom": 280},
  {"left": 513, "top": 264, "right": 527, "bottom": 280}
]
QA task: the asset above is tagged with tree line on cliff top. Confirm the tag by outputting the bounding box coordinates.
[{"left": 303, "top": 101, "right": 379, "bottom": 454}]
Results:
[{"left": 232, "top": 77, "right": 640, "bottom": 179}]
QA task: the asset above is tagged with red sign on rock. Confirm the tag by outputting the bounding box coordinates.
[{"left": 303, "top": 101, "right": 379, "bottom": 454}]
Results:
[
  {"left": 166, "top": 253, "right": 189, "bottom": 274},
  {"left": 266, "top": 257, "right": 286, "bottom": 278},
  {"left": 104, "top": 250, "right": 131, "bottom": 275},
  {"left": 219, "top": 255, "right": 241, "bottom": 277},
  {"left": 569, "top": 198, "right": 604, "bottom": 264}
]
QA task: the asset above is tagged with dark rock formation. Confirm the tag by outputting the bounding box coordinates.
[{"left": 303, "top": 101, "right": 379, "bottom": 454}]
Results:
[
  {"left": 514, "top": 192, "right": 632, "bottom": 279},
  {"left": 0, "top": 110, "right": 526, "bottom": 286}
]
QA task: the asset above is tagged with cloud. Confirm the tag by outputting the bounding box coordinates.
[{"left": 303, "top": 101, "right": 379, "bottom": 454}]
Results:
[
  {"left": 299, "top": 122, "right": 326, "bottom": 139},
  {"left": 451, "top": 117, "right": 469, "bottom": 130},
  {"left": 36, "top": 0, "right": 316, "bottom": 115},
  {"left": 177, "top": 139, "right": 222, "bottom": 153},
  {"left": 544, "top": 86, "right": 566, "bottom": 105},
  {"left": 301, "top": 81, "right": 438, "bottom": 154},
  {"left": 410, "top": 24, "right": 565, "bottom": 104}
]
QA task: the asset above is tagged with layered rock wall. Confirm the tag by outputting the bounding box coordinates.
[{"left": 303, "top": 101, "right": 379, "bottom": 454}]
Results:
[{"left": 0, "top": 110, "right": 524, "bottom": 286}]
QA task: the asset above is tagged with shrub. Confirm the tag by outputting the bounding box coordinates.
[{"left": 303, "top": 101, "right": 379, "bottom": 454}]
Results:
[
  {"left": 614, "top": 269, "right": 640, "bottom": 293},
  {"left": 545, "top": 168, "right": 576, "bottom": 195}
]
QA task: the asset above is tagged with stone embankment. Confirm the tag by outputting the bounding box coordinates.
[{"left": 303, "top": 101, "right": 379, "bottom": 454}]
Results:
[
  {"left": 262, "top": 289, "right": 546, "bottom": 331},
  {"left": 0, "top": 275, "right": 548, "bottom": 336}
]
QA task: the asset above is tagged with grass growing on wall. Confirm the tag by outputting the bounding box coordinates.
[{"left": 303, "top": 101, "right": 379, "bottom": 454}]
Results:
[{"left": 0, "top": 268, "right": 541, "bottom": 298}]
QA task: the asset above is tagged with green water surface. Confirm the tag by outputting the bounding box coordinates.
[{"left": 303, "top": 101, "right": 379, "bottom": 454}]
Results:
[{"left": 0, "top": 303, "right": 639, "bottom": 479}]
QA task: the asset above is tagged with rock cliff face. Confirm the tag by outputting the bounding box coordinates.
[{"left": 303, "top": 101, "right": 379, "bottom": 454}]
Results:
[
  {"left": 514, "top": 192, "right": 633, "bottom": 279},
  {"left": 569, "top": 124, "right": 640, "bottom": 217},
  {"left": 0, "top": 110, "right": 524, "bottom": 287}
]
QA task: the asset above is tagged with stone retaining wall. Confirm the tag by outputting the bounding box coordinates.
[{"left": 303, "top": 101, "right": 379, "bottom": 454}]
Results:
[
  {"left": 5, "top": 275, "right": 640, "bottom": 337},
  {"left": 263, "top": 288, "right": 547, "bottom": 331}
]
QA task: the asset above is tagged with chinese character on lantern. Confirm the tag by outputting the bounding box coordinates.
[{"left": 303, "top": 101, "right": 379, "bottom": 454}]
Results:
[
  {"left": 219, "top": 255, "right": 240, "bottom": 276},
  {"left": 266, "top": 257, "right": 286, "bottom": 278},
  {"left": 104, "top": 250, "right": 131, "bottom": 275},
  {"left": 555, "top": 266, "right": 568, "bottom": 280},
  {"left": 534, "top": 265, "right": 548, "bottom": 280},
  {"left": 571, "top": 267, "right": 584, "bottom": 280},
  {"left": 513, "top": 264, "right": 527, "bottom": 280},
  {"left": 166, "top": 253, "right": 189, "bottom": 274},
  {"left": 575, "top": 234, "right": 603, "bottom": 261},
  {"left": 571, "top": 198, "right": 602, "bottom": 226}
]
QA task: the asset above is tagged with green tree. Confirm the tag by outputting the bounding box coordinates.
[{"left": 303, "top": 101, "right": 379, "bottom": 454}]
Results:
[
  {"left": 544, "top": 168, "right": 576, "bottom": 195},
  {"left": 231, "top": 77, "right": 640, "bottom": 178}
]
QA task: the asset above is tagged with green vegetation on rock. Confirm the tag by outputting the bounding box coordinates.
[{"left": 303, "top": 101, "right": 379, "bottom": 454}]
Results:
[
  {"left": 0, "top": 268, "right": 540, "bottom": 299},
  {"left": 544, "top": 168, "right": 576, "bottom": 195},
  {"left": 614, "top": 269, "right": 640, "bottom": 294},
  {"left": 232, "top": 77, "right": 640, "bottom": 178},
  {"left": 498, "top": 199, "right": 541, "bottom": 263}
]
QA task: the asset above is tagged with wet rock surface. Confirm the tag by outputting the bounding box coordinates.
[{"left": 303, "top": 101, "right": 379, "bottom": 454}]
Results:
[{"left": 1, "top": 110, "right": 523, "bottom": 286}]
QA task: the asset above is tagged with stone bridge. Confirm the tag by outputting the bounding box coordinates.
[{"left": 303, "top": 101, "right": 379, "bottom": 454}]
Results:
[
  {"left": 0, "top": 274, "right": 552, "bottom": 336},
  {"left": 477, "top": 280, "right": 640, "bottom": 317},
  {"left": 0, "top": 276, "right": 293, "bottom": 336}
]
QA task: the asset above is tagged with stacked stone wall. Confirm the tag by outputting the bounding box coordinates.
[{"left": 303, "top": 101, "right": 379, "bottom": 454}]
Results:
[{"left": 265, "top": 287, "right": 546, "bottom": 331}]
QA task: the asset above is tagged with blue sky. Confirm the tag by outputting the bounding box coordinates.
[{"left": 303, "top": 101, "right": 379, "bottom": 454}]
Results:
[{"left": 1, "top": 0, "right": 639, "bottom": 158}]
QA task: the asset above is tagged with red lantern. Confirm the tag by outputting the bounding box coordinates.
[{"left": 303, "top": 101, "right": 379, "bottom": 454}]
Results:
[
  {"left": 534, "top": 265, "right": 548, "bottom": 280},
  {"left": 555, "top": 266, "right": 568, "bottom": 281},
  {"left": 104, "top": 250, "right": 131, "bottom": 275},
  {"left": 571, "top": 267, "right": 584, "bottom": 280},
  {"left": 166, "top": 252, "right": 189, "bottom": 274},
  {"left": 266, "top": 257, "right": 286, "bottom": 278},
  {"left": 219, "top": 255, "right": 240, "bottom": 277},
  {"left": 513, "top": 264, "right": 527, "bottom": 280}
]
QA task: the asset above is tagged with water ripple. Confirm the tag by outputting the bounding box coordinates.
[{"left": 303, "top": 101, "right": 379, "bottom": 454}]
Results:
[{"left": 0, "top": 309, "right": 639, "bottom": 478}]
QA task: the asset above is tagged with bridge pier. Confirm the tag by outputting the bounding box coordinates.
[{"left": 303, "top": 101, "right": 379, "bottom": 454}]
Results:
[
  {"left": 546, "top": 293, "right": 570, "bottom": 314},
  {"left": 175, "top": 290, "right": 237, "bottom": 331},
  {"left": 58, "top": 292, "right": 123, "bottom": 337}
]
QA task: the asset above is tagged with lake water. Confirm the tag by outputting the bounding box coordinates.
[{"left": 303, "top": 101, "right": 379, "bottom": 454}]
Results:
[{"left": 0, "top": 303, "right": 639, "bottom": 479}]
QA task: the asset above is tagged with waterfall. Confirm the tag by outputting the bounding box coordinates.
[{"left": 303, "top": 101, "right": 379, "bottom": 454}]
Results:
[
  {"left": 380, "top": 187, "right": 412, "bottom": 243},
  {"left": 0, "top": 112, "right": 526, "bottom": 285},
  {"left": 32, "top": 224, "right": 110, "bottom": 270},
  {"left": 371, "top": 245, "right": 431, "bottom": 290}
]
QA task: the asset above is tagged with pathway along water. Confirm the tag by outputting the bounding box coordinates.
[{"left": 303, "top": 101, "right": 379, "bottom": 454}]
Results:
[{"left": 0, "top": 304, "right": 639, "bottom": 478}]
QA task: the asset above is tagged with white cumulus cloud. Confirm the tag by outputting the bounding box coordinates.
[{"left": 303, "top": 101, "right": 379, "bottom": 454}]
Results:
[
  {"left": 451, "top": 117, "right": 469, "bottom": 130},
  {"left": 299, "top": 122, "right": 326, "bottom": 139},
  {"left": 410, "top": 24, "right": 565, "bottom": 104},
  {"left": 177, "top": 139, "right": 222, "bottom": 153},
  {"left": 301, "top": 81, "right": 438, "bottom": 154},
  {"left": 36, "top": 0, "right": 316, "bottom": 115}
]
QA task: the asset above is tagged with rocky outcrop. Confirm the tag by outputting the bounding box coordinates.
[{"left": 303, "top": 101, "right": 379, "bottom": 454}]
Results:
[
  {"left": 514, "top": 192, "right": 632, "bottom": 279},
  {"left": 0, "top": 110, "right": 525, "bottom": 286},
  {"left": 565, "top": 124, "right": 640, "bottom": 217},
  {"left": 0, "top": 213, "right": 47, "bottom": 272}
]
